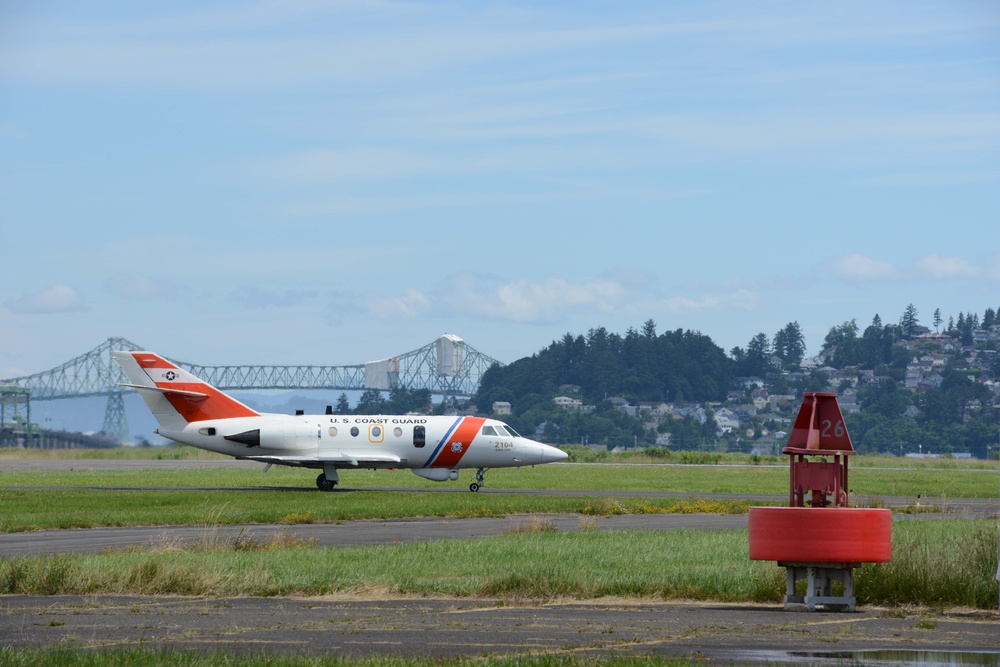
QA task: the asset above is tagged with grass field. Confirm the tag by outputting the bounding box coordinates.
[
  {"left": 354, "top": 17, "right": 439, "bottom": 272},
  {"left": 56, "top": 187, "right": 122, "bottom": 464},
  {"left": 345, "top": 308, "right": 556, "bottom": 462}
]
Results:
[
  {"left": 1, "top": 519, "right": 995, "bottom": 607},
  {"left": 3, "top": 452, "right": 999, "bottom": 494},
  {"left": 1, "top": 445, "right": 998, "bottom": 532},
  {"left": 2, "top": 447, "right": 999, "bottom": 665}
]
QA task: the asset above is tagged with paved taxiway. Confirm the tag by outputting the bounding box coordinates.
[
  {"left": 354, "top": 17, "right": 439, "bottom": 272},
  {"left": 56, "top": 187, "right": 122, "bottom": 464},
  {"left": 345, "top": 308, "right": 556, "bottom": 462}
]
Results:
[{"left": 2, "top": 595, "right": 999, "bottom": 663}]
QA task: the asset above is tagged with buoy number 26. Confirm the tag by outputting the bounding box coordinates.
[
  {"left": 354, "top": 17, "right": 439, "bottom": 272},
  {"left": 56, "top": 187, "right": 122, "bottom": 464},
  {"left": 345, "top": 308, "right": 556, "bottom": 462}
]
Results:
[{"left": 820, "top": 419, "right": 846, "bottom": 438}]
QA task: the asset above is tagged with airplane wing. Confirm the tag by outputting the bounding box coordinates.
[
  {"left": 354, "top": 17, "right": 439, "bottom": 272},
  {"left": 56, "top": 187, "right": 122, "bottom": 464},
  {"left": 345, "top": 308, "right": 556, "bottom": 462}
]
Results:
[{"left": 237, "top": 452, "right": 403, "bottom": 468}]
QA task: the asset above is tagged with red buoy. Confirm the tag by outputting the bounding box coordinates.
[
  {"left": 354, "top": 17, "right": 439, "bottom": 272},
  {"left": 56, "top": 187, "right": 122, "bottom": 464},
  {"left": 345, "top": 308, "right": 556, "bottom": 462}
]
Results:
[
  {"left": 747, "top": 392, "right": 892, "bottom": 611},
  {"left": 748, "top": 506, "right": 891, "bottom": 563}
]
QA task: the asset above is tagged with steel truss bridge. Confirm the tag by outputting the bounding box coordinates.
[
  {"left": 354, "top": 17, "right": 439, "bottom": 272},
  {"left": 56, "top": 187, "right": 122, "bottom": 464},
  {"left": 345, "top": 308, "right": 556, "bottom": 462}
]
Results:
[{"left": 1, "top": 335, "right": 502, "bottom": 444}]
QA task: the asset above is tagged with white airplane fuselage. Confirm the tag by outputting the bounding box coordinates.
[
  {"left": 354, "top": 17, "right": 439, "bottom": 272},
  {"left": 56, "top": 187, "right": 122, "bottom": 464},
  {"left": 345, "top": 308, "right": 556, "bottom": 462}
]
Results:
[
  {"left": 112, "top": 349, "right": 567, "bottom": 491},
  {"left": 161, "top": 413, "right": 561, "bottom": 474}
]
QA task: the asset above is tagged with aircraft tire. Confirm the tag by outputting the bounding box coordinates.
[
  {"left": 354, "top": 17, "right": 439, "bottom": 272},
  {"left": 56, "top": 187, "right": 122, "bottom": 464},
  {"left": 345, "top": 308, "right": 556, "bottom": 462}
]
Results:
[
  {"left": 469, "top": 483, "right": 480, "bottom": 493},
  {"left": 316, "top": 473, "right": 337, "bottom": 492}
]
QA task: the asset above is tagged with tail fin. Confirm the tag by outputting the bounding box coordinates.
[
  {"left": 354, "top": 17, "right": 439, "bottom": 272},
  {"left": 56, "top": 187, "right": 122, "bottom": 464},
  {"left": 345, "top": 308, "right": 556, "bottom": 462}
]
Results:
[{"left": 112, "top": 350, "right": 259, "bottom": 428}]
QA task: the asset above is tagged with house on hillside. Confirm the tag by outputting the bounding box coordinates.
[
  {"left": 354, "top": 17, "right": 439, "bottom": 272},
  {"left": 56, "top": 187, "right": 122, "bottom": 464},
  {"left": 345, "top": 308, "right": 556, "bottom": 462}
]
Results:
[
  {"left": 713, "top": 407, "right": 740, "bottom": 435},
  {"left": 552, "top": 396, "right": 583, "bottom": 411},
  {"left": 491, "top": 401, "right": 511, "bottom": 415},
  {"left": 608, "top": 397, "right": 637, "bottom": 418}
]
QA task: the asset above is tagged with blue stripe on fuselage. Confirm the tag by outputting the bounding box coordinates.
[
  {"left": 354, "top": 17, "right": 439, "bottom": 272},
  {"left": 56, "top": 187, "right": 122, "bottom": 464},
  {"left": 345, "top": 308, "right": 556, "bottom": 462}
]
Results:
[{"left": 421, "top": 417, "right": 463, "bottom": 468}]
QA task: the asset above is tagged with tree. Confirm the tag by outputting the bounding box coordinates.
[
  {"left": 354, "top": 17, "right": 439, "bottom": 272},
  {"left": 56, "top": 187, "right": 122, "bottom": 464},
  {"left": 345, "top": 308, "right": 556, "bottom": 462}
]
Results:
[
  {"left": 823, "top": 320, "right": 858, "bottom": 350},
  {"left": 355, "top": 388, "right": 385, "bottom": 414},
  {"left": 858, "top": 379, "right": 910, "bottom": 419},
  {"left": 335, "top": 393, "right": 352, "bottom": 414},
  {"left": 959, "top": 313, "right": 975, "bottom": 345},
  {"left": 983, "top": 308, "right": 996, "bottom": 330},
  {"left": 900, "top": 304, "right": 919, "bottom": 337},
  {"left": 734, "top": 333, "right": 771, "bottom": 377},
  {"left": 933, "top": 308, "right": 942, "bottom": 333},
  {"left": 773, "top": 321, "right": 806, "bottom": 369}
]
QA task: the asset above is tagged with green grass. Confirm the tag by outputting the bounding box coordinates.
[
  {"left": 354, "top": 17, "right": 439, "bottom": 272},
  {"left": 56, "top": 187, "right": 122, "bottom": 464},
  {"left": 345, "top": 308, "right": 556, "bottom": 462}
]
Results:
[
  {"left": 3, "top": 456, "right": 998, "bottom": 496},
  {"left": 0, "top": 528, "right": 782, "bottom": 599},
  {"left": 858, "top": 518, "right": 1000, "bottom": 608},
  {"left": 1, "top": 519, "right": 994, "bottom": 608},
  {"left": 2, "top": 446, "right": 997, "bottom": 532},
  {"left": 0, "top": 487, "right": 755, "bottom": 533}
]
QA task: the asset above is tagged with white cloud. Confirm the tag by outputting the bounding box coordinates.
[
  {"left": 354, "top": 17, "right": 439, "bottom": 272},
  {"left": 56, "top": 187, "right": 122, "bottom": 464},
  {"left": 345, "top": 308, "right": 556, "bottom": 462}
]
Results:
[
  {"left": 440, "top": 273, "right": 628, "bottom": 324},
  {"left": 106, "top": 273, "right": 184, "bottom": 301},
  {"left": 4, "top": 284, "right": 88, "bottom": 314},
  {"left": 366, "top": 289, "right": 431, "bottom": 319},
  {"left": 828, "top": 253, "right": 1000, "bottom": 286},
  {"left": 913, "top": 254, "right": 982, "bottom": 280},
  {"left": 830, "top": 254, "right": 902, "bottom": 284},
  {"left": 662, "top": 289, "right": 758, "bottom": 312}
]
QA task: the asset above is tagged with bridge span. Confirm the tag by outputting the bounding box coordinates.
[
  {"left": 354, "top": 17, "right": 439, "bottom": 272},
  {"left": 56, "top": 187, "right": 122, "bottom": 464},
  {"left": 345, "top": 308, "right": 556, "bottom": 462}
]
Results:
[{"left": 1, "top": 335, "right": 501, "bottom": 444}]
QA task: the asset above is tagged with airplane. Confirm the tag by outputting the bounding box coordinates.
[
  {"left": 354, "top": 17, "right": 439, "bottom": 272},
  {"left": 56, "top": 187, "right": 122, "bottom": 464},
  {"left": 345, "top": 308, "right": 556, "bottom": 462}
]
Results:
[{"left": 112, "top": 350, "right": 568, "bottom": 492}]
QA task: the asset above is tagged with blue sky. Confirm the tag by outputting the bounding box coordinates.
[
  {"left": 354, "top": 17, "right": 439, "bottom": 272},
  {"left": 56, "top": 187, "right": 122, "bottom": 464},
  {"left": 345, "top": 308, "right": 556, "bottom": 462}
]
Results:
[{"left": 2, "top": 1, "right": 999, "bottom": 378}]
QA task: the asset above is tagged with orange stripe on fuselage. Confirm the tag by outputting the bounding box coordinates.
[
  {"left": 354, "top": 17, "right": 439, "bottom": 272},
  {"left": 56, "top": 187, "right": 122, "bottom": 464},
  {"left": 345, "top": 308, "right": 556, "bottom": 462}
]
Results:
[{"left": 431, "top": 416, "right": 486, "bottom": 468}]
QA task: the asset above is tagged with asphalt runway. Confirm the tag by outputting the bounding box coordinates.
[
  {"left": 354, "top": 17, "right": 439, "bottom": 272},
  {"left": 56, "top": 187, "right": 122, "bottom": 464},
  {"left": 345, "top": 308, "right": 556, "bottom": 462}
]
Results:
[
  {"left": 2, "top": 458, "right": 999, "bottom": 663},
  {"left": 2, "top": 595, "right": 999, "bottom": 663}
]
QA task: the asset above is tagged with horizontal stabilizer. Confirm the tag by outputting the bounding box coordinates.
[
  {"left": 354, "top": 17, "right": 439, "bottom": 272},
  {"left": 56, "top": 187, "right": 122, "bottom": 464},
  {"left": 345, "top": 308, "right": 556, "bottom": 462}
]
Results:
[{"left": 118, "top": 383, "right": 209, "bottom": 400}]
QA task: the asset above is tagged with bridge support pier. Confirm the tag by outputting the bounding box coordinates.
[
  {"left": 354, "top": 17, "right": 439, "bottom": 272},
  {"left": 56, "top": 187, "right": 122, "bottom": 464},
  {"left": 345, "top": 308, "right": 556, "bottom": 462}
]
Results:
[{"left": 103, "top": 389, "right": 130, "bottom": 445}]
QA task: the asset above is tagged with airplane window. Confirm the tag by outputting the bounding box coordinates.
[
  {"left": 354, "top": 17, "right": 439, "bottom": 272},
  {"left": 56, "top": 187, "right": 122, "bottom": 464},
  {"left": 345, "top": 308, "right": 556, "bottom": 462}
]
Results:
[
  {"left": 499, "top": 424, "right": 522, "bottom": 437},
  {"left": 372, "top": 426, "right": 382, "bottom": 439},
  {"left": 413, "top": 425, "right": 426, "bottom": 448},
  {"left": 481, "top": 425, "right": 498, "bottom": 436},
  {"left": 329, "top": 427, "right": 338, "bottom": 437},
  {"left": 393, "top": 427, "right": 402, "bottom": 437},
  {"left": 350, "top": 426, "right": 359, "bottom": 437}
]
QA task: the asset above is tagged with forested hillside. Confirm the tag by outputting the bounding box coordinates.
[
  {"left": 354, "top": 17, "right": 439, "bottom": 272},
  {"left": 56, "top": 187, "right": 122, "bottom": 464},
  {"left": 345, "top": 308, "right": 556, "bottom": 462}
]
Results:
[
  {"left": 476, "top": 322, "right": 730, "bottom": 407},
  {"left": 468, "top": 307, "right": 1000, "bottom": 458}
]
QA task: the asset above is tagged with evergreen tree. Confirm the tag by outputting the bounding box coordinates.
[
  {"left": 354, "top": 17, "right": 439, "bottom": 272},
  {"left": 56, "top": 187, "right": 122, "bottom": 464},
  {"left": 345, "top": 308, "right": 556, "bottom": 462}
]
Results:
[
  {"left": 335, "top": 393, "right": 352, "bottom": 414},
  {"left": 355, "top": 388, "right": 385, "bottom": 414},
  {"left": 900, "top": 303, "right": 919, "bottom": 337},
  {"left": 960, "top": 314, "right": 975, "bottom": 345},
  {"left": 933, "top": 308, "right": 942, "bottom": 333},
  {"left": 743, "top": 333, "right": 771, "bottom": 377},
  {"left": 773, "top": 321, "right": 806, "bottom": 368},
  {"left": 983, "top": 308, "right": 996, "bottom": 329}
]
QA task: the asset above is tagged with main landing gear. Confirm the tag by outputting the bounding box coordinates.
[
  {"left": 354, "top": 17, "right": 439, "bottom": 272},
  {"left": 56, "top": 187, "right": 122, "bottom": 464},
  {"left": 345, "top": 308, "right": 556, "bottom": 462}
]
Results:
[
  {"left": 316, "top": 472, "right": 338, "bottom": 492},
  {"left": 469, "top": 468, "right": 487, "bottom": 493}
]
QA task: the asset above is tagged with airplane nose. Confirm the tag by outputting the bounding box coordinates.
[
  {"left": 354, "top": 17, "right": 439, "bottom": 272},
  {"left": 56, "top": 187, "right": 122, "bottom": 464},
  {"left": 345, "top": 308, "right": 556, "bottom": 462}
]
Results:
[{"left": 538, "top": 443, "right": 568, "bottom": 464}]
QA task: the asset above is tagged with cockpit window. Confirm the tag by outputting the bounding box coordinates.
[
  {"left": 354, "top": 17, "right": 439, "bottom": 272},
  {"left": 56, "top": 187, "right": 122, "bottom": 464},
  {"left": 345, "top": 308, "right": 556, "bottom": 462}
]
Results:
[
  {"left": 481, "top": 425, "right": 498, "bottom": 436},
  {"left": 498, "top": 424, "right": 521, "bottom": 438}
]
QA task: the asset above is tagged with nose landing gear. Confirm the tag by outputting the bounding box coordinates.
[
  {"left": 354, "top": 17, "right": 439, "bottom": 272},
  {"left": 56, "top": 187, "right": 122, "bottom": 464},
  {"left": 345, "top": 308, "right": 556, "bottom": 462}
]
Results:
[{"left": 469, "top": 468, "right": 486, "bottom": 492}]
